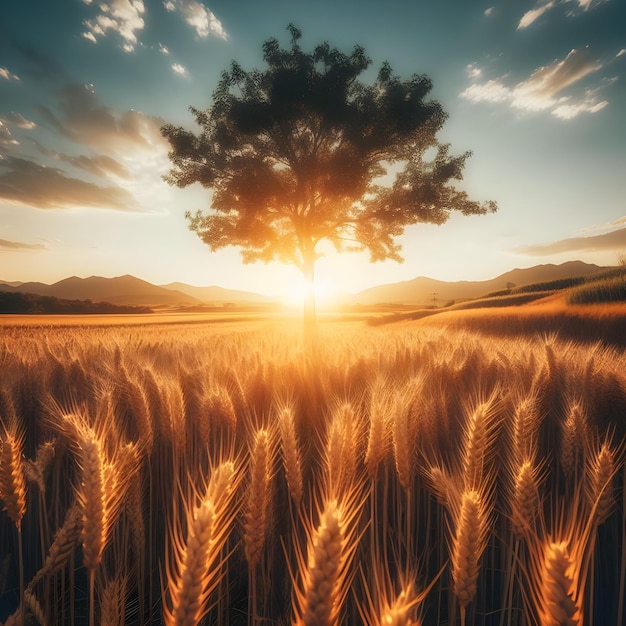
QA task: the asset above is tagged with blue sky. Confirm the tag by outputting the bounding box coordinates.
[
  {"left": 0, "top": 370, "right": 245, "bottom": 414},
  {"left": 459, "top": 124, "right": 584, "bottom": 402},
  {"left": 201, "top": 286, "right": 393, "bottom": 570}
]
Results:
[{"left": 1, "top": 0, "right": 625, "bottom": 298}]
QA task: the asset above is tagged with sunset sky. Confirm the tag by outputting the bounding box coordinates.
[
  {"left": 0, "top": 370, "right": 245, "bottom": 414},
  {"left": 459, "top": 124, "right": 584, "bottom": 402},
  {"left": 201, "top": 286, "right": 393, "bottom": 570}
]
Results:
[{"left": 1, "top": 0, "right": 625, "bottom": 298}]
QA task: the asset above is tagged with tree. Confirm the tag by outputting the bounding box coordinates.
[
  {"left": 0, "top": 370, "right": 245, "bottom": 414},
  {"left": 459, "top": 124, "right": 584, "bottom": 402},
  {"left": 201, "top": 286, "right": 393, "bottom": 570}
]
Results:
[{"left": 161, "top": 25, "right": 497, "bottom": 327}]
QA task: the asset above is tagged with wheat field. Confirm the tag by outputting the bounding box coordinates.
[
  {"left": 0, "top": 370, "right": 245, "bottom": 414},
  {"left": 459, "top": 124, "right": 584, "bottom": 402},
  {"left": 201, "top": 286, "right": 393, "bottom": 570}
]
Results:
[{"left": 0, "top": 319, "right": 624, "bottom": 625}]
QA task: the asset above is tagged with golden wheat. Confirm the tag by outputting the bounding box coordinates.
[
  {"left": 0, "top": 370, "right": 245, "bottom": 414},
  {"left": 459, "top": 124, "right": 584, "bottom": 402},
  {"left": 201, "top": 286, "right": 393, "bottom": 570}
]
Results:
[{"left": 163, "top": 461, "right": 238, "bottom": 626}]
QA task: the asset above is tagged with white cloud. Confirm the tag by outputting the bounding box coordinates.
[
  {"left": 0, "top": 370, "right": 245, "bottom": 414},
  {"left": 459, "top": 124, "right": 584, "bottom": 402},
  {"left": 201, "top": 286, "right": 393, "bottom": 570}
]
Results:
[
  {"left": 552, "top": 98, "right": 607, "bottom": 119},
  {"left": 518, "top": 0, "right": 609, "bottom": 29},
  {"left": 159, "top": 43, "right": 170, "bottom": 55},
  {"left": 82, "top": 31, "right": 97, "bottom": 44},
  {"left": 462, "top": 79, "right": 511, "bottom": 103},
  {"left": 0, "top": 67, "right": 20, "bottom": 81},
  {"left": 164, "top": 0, "right": 227, "bottom": 39},
  {"left": 460, "top": 47, "right": 610, "bottom": 119},
  {"left": 513, "top": 48, "right": 602, "bottom": 109},
  {"left": 484, "top": 7, "right": 494, "bottom": 16},
  {"left": 465, "top": 63, "right": 483, "bottom": 79},
  {"left": 616, "top": 49, "right": 626, "bottom": 58},
  {"left": 82, "top": 0, "right": 146, "bottom": 52},
  {"left": 171, "top": 63, "right": 189, "bottom": 77},
  {"left": 518, "top": 1, "right": 556, "bottom": 29},
  {"left": 574, "top": 0, "right": 607, "bottom": 10}
]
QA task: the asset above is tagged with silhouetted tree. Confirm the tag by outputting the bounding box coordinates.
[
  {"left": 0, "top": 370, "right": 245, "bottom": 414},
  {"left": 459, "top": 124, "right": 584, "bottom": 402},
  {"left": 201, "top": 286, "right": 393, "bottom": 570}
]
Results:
[{"left": 162, "top": 25, "right": 497, "bottom": 329}]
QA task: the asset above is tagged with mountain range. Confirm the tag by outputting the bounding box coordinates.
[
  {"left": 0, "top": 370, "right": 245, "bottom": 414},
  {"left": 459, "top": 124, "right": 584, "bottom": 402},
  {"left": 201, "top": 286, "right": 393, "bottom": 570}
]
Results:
[{"left": 0, "top": 261, "right": 610, "bottom": 308}]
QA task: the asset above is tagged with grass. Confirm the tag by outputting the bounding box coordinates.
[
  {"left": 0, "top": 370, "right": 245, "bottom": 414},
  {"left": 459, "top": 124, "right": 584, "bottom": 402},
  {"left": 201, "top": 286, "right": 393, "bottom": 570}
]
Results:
[
  {"left": 0, "top": 316, "right": 625, "bottom": 624},
  {"left": 567, "top": 275, "right": 626, "bottom": 305}
]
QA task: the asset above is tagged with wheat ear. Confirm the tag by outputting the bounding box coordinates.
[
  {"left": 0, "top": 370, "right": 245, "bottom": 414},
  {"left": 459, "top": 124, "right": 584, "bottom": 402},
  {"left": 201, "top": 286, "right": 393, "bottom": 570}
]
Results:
[
  {"left": 538, "top": 541, "right": 581, "bottom": 626},
  {"left": 27, "top": 503, "right": 82, "bottom": 589},
  {"left": 365, "top": 380, "right": 391, "bottom": 480},
  {"left": 292, "top": 489, "right": 364, "bottom": 626},
  {"left": 0, "top": 421, "right": 27, "bottom": 623},
  {"left": 99, "top": 575, "right": 127, "bottom": 626},
  {"left": 0, "top": 424, "right": 27, "bottom": 529},
  {"left": 278, "top": 405, "right": 303, "bottom": 506},
  {"left": 586, "top": 439, "right": 616, "bottom": 526},
  {"left": 164, "top": 461, "right": 238, "bottom": 626},
  {"left": 449, "top": 486, "right": 491, "bottom": 625},
  {"left": 244, "top": 428, "right": 273, "bottom": 568}
]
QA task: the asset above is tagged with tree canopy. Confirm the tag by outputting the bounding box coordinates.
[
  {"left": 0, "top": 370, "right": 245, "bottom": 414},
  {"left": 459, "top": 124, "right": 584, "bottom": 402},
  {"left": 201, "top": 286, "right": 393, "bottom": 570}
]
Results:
[{"left": 162, "top": 25, "right": 497, "bottom": 320}]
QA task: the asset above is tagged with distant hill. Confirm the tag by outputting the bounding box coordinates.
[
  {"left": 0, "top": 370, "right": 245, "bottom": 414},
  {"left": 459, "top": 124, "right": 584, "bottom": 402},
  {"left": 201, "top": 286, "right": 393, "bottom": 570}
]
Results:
[
  {"left": 349, "top": 261, "right": 608, "bottom": 305},
  {"left": 0, "top": 261, "right": 612, "bottom": 309},
  {"left": 0, "top": 275, "right": 201, "bottom": 307},
  {"left": 160, "top": 282, "right": 270, "bottom": 304},
  {"left": 0, "top": 291, "right": 152, "bottom": 314}
]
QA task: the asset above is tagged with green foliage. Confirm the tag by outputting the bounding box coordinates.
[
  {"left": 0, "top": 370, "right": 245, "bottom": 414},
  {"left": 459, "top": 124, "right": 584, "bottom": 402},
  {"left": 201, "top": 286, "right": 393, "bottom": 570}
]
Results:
[{"left": 162, "top": 25, "right": 496, "bottom": 275}]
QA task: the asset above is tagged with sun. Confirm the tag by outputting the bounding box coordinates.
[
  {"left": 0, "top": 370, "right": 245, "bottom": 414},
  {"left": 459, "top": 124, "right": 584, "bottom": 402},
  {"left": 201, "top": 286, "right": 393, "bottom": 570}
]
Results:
[{"left": 281, "top": 273, "right": 338, "bottom": 308}]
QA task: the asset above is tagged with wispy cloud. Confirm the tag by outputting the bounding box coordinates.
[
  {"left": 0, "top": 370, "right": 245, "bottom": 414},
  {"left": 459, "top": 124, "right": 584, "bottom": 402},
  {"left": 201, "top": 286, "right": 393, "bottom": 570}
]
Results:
[
  {"left": 24, "top": 85, "right": 170, "bottom": 212},
  {"left": 159, "top": 43, "right": 170, "bottom": 55},
  {"left": 484, "top": 7, "right": 494, "bottom": 17},
  {"left": 0, "top": 156, "right": 141, "bottom": 211},
  {"left": 518, "top": 227, "right": 626, "bottom": 256},
  {"left": 461, "top": 47, "right": 610, "bottom": 119},
  {"left": 465, "top": 63, "right": 483, "bottom": 79},
  {"left": 82, "top": 0, "right": 146, "bottom": 53},
  {"left": 0, "top": 66, "right": 20, "bottom": 81},
  {"left": 518, "top": 0, "right": 609, "bottom": 29},
  {"left": 171, "top": 63, "right": 189, "bottom": 77},
  {"left": 518, "top": 1, "right": 557, "bottom": 29},
  {"left": 163, "top": 0, "right": 227, "bottom": 39},
  {"left": 0, "top": 238, "right": 46, "bottom": 251},
  {"left": 0, "top": 112, "right": 36, "bottom": 130},
  {"left": 36, "top": 143, "right": 131, "bottom": 179},
  {"left": 33, "top": 84, "right": 167, "bottom": 156},
  {"left": 0, "top": 122, "right": 19, "bottom": 148}
]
